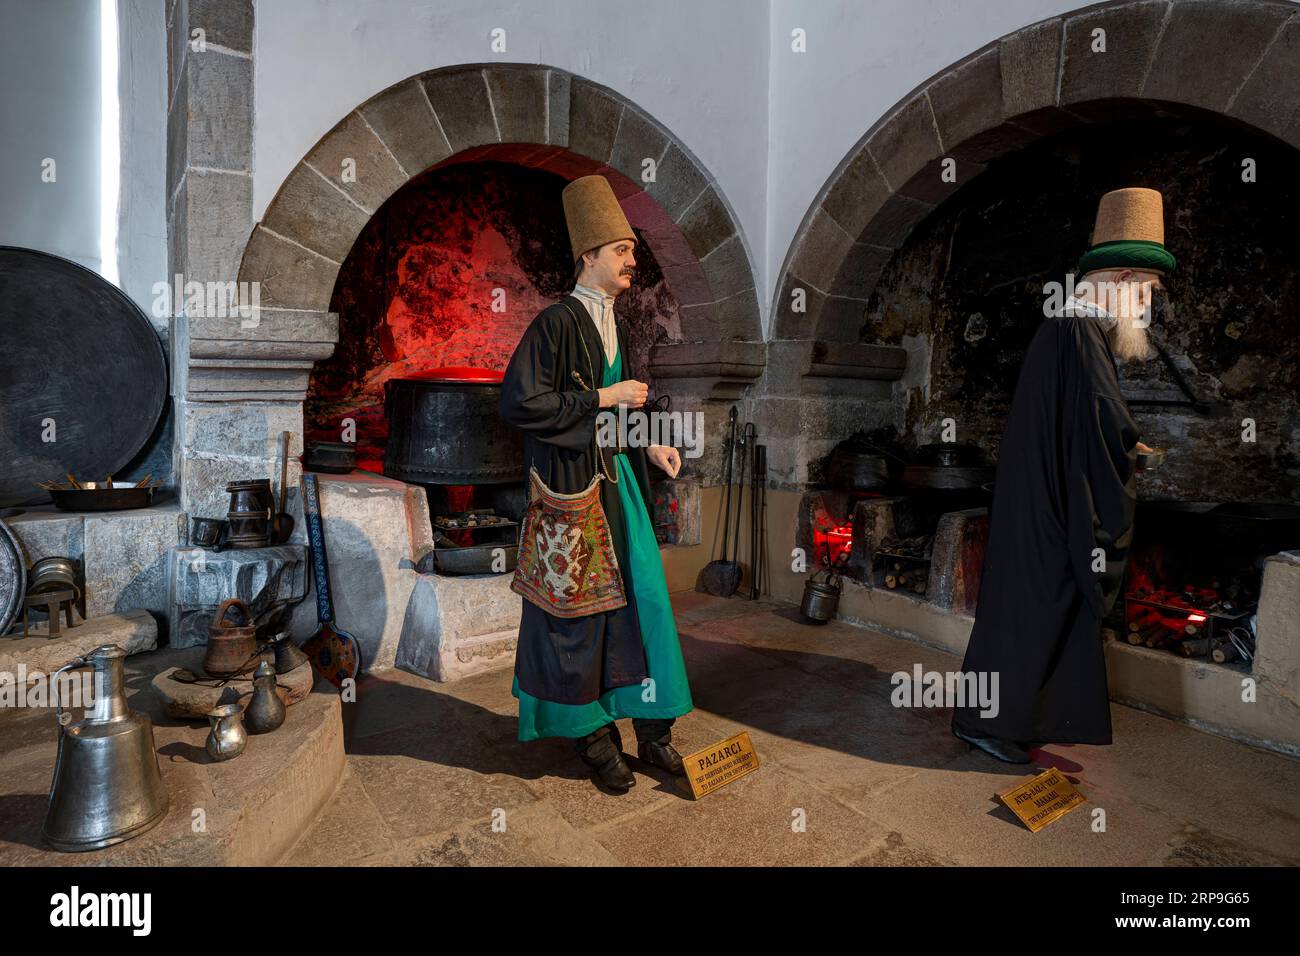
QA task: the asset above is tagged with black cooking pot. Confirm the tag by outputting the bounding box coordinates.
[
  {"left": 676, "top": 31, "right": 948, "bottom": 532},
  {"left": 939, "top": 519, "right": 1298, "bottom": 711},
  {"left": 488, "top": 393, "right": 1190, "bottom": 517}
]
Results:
[
  {"left": 384, "top": 368, "right": 523, "bottom": 485},
  {"left": 827, "top": 438, "right": 898, "bottom": 493}
]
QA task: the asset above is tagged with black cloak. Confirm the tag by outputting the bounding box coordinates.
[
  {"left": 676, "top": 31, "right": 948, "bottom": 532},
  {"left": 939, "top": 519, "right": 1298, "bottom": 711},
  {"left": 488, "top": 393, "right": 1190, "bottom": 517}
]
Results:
[
  {"left": 952, "top": 312, "right": 1139, "bottom": 745},
  {"left": 499, "top": 294, "right": 658, "bottom": 705}
]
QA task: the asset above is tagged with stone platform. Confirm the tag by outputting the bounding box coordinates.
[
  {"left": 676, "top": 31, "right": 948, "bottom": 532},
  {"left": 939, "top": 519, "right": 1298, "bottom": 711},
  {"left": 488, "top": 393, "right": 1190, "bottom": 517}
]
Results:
[
  {"left": 0, "top": 645, "right": 344, "bottom": 866},
  {"left": 0, "top": 610, "right": 158, "bottom": 680}
]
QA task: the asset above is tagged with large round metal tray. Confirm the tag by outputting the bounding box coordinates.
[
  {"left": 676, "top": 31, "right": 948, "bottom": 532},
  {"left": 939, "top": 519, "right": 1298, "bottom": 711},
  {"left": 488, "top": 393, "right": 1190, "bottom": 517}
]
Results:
[
  {"left": 0, "top": 247, "right": 168, "bottom": 507},
  {"left": 0, "top": 520, "right": 27, "bottom": 637}
]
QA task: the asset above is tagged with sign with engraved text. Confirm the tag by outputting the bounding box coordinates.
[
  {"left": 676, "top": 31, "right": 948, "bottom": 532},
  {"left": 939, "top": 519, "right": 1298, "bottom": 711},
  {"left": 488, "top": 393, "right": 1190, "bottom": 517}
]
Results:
[
  {"left": 998, "top": 767, "right": 1086, "bottom": 832},
  {"left": 683, "top": 732, "right": 760, "bottom": 799}
]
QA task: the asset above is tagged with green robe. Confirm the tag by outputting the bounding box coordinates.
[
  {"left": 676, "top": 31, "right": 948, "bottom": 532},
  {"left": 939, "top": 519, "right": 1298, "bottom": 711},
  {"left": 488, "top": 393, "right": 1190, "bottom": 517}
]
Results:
[{"left": 513, "top": 346, "right": 694, "bottom": 740}]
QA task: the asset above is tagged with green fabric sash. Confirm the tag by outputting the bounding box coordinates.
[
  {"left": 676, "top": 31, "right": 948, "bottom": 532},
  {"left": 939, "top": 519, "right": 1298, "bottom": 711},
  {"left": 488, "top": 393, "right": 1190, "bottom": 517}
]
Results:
[{"left": 1078, "top": 239, "right": 1176, "bottom": 275}]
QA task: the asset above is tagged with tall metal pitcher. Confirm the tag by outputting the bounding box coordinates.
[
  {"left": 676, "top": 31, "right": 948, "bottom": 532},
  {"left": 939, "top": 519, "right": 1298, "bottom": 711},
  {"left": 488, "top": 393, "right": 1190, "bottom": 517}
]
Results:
[{"left": 43, "top": 643, "right": 169, "bottom": 851}]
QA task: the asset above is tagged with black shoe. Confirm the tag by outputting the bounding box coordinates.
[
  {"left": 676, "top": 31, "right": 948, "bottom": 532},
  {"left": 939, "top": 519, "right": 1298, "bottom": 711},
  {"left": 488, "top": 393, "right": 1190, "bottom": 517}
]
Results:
[
  {"left": 638, "top": 740, "right": 687, "bottom": 776},
  {"left": 576, "top": 725, "right": 636, "bottom": 791},
  {"left": 951, "top": 719, "right": 1031, "bottom": 764}
]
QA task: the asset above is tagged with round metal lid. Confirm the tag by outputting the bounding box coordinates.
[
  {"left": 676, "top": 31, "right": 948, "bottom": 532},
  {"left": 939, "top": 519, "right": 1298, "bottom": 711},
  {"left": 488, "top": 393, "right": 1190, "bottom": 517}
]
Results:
[
  {"left": 0, "top": 519, "right": 27, "bottom": 638},
  {"left": 0, "top": 247, "right": 168, "bottom": 507},
  {"left": 396, "top": 366, "right": 505, "bottom": 384}
]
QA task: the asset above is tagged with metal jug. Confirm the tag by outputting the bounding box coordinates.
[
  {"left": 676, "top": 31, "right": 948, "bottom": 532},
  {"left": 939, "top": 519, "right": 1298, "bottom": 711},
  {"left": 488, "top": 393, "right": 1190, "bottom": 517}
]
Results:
[
  {"left": 205, "top": 703, "right": 248, "bottom": 760},
  {"left": 43, "top": 644, "right": 169, "bottom": 852},
  {"left": 244, "top": 659, "right": 286, "bottom": 734}
]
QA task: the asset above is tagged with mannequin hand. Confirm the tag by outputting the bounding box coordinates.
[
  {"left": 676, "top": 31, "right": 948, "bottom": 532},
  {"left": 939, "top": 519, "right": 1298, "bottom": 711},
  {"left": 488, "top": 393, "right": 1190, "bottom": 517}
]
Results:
[
  {"left": 598, "top": 379, "right": 648, "bottom": 408},
  {"left": 647, "top": 444, "right": 681, "bottom": 478},
  {"left": 1136, "top": 441, "right": 1154, "bottom": 454}
]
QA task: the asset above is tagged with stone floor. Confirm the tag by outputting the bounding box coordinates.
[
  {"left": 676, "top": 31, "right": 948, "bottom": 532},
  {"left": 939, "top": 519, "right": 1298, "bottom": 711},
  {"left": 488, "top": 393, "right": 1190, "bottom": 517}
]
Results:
[{"left": 282, "top": 592, "right": 1300, "bottom": 866}]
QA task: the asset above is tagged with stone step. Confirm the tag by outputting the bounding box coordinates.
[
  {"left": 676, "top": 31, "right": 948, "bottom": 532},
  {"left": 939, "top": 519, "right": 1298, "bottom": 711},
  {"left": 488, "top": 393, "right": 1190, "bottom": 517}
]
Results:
[
  {"left": 0, "top": 646, "right": 344, "bottom": 866},
  {"left": 0, "top": 609, "right": 157, "bottom": 680}
]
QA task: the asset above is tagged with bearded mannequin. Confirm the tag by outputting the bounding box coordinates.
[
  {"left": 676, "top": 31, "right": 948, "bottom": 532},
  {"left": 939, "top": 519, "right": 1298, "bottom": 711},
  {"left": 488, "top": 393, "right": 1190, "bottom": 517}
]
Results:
[{"left": 951, "top": 188, "right": 1174, "bottom": 762}]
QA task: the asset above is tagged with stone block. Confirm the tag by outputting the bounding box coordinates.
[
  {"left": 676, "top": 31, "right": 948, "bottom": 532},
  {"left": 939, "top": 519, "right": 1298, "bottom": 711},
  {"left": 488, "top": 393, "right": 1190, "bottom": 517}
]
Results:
[
  {"left": 421, "top": 68, "right": 499, "bottom": 153},
  {"left": 238, "top": 226, "right": 340, "bottom": 312},
  {"left": 1143, "top": 0, "right": 1292, "bottom": 112},
  {"left": 179, "top": 451, "right": 292, "bottom": 522},
  {"left": 185, "top": 49, "right": 252, "bottom": 172},
  {"left": 1000, "top": 18, "right": 1063, "bottom": 118},
  {"left": 608, "top": 107, "right": 670, "bottom": 185},
  {"left": 927, "top": 47, "right": 1003, "bottom": 154},
  {"left": 676, "top": 185, "right": 735, "bottom": 260},
  {"left": 832, "top": 242, "right": 892, "bottom": 301},
  {"left": 1230, "top": 13, "right": 1300, "bottom": 149},
  {"left": 1059, "top": 1, "right": 1168, "bottom": 106},
  {"left": 261, "top": 163, "right": 371, "bottom": 262},
  {"left": 662, "top": 261, "right": 715, "bottom": 308},
  {"left": 546, "top": 68, "right": 571, "bottom": 146},
  {"left": 359, "top": 78, "right": 453, "bottom": 176},
  {"left": 567, "top": 79, "right": 623, "bottom": 163},
  {"left": 0, "top": 610, "right": 157, "bottom": 678},
  {"left": 788, "top": 207, "right": 853, "bottom": 293},
  {"left": 168, "top": 543, "right": 309, "bottom": 648},
  {"left": 896, "top": 155, "right": 985, "bottom": 206},
  {"left": 926, "top": 508, "right": 989, "bottom": 613},
  {"left": 771, "top": 273, "right": 825, "bottom": 341},
  {"left": 188, "top": 0, "right": 253, "bottom": 54},
  {"left": 699, "top": 234, "right": 755, "bottom": 302},
  {"left": 82, "top": 507, "right": 186, "bottom": 622},
  {"left": 866, "top": 94, "right": 943, "bottom": 192},
  {"left": 303, "top": 111, "right": 408, "bottom": 215},
  {"left": 858, "top": 192, "right": 934, "bottom": 249},
  {"left": 484, "top": 65, "right": 548, "bottom": 144},
  {"left": 179, "top": 400, "right": 303, "bottom": 460},
  {"left": 283, "top": 472, "right": 430, "bottom": 672},
  {"left": 7, "top": 512, "right": 84, "bottom": 567},
  {"left": 821, "top": 148, "right": 893, "bottom": 239},
  {"left": 645, "top": 142, "right": 709, "bottom": 220},
  {"left": 177, "top": 169, "right": 253, "bottom": 286},
  {"left": 1254, "top": 550, "right": 1300, "bottom": 697},
  {"left": 395, "top": 572, "right": 520, "bottom": 681}
]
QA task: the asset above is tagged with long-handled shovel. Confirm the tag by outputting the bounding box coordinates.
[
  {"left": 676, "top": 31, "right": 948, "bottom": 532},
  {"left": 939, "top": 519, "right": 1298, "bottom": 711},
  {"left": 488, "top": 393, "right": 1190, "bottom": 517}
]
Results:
[{"left": 701, "top": 407, "right": 741, "bottom": 595}]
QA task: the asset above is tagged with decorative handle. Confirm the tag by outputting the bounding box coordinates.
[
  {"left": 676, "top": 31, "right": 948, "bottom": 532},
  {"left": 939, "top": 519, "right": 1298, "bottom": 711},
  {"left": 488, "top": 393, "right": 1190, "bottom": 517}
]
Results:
[{"left": 211, "top": 597, "right": 251, "bottom": 629}]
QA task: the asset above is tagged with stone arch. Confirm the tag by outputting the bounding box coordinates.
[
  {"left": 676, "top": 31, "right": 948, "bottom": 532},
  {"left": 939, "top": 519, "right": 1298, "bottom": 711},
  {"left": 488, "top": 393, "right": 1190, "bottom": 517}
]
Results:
[
  {"left": 773, "top": 0, "right": 1300, "bottom": 343},
  {"left": 237, "top": 63, "right": 765, "bottom": 396}
]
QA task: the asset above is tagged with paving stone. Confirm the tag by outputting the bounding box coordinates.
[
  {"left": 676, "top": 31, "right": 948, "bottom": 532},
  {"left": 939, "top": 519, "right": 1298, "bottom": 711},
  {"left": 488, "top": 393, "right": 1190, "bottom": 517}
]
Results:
[{"left": 392, "top": 800, "right": 621, "bottom": 866}]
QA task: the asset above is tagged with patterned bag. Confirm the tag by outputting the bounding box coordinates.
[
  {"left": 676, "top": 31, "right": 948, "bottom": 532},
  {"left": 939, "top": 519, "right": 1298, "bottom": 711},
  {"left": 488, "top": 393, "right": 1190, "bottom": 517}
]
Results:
[{"left": 511, "top": 466, "right": 627, "bottom": 618}]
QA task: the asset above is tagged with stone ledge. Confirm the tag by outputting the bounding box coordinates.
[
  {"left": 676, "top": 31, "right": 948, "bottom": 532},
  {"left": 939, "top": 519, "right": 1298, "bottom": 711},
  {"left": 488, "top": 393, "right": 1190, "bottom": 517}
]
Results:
[
  {"left": 0, "top": 648, "right": 346, "bottom": 866},
  {"left": 0, "top": 610, "right": 158, "bottom": 678}
]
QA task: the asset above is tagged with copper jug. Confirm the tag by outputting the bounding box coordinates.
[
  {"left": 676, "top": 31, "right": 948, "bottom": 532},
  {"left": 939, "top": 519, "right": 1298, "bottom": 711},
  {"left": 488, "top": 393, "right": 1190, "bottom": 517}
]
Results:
[
  {"left": 204, "top": 598, "right": 258, "bottom": 678},
  {"left": 43, "top": 644, "right": 169, "bottom": 851}
]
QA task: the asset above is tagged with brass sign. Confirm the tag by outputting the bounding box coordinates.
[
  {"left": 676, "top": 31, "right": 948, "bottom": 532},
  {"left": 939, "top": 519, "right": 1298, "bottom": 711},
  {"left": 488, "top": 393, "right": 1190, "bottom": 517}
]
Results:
[
  {"left": 683, "top": 732, "right": 760, "bottom": 799},
  {"left": 998, "top": 767, "right": 1086, "bottom": 832}
]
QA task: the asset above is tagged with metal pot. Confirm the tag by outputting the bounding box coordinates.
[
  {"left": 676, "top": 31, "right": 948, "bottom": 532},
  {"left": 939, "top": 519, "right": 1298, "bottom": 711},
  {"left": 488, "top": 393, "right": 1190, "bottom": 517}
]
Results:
[
  {"left": 244, "top": 659, "right": 286, "bottom": 734},
  {"left": 27, "top": 556, "right": 80, "bottom": 603},
  {"left": 205, "top": 703, "right": 247, "bottom": 761},
  {"left": 203, "top": 598, "right": 258, "bottom": 678},
  {"left": 384, "top": 369, "right": 523, "bottom": 485},
  {"left": 800, "top": 569, "right": 842, "bottom": 623},
  {"left": 827, "top": 439, "right": 894, "bottom": 493}
]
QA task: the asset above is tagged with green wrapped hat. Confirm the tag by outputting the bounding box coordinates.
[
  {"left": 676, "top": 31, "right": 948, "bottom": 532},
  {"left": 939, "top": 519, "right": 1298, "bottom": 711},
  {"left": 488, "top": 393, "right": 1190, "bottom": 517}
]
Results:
[{"left": 1078, "top": 187, "right": 1177, "bottom": 275}]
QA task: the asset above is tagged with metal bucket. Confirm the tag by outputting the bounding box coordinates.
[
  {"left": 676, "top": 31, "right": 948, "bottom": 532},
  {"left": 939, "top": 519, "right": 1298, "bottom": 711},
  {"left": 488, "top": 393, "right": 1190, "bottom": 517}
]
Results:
[{"left": 800, "top": 571, "right": 841, "bottom": 623}]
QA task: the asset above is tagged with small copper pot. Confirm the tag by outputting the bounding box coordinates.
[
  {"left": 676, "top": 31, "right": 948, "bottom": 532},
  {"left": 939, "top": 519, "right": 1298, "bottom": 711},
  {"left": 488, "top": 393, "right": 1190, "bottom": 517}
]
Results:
[{"left": 204, "top": 598, "right": 258, "bottom": 678}]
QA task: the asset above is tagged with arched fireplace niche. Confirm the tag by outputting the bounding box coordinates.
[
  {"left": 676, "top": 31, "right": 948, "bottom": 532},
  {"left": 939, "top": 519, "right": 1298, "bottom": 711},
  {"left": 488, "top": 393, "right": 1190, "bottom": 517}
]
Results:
[
  {"left": 237, "top": 63, "right": 766, "bottom": 492},
  {"left": 773, "top": 0, "right": 1300, "bottom": 754}
]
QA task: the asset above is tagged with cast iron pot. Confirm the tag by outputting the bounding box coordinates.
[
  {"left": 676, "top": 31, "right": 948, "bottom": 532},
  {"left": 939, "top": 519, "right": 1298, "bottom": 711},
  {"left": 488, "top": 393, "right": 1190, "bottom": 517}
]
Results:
[{"left": 384, "top": 368, "right": 523, "bottom": 486}]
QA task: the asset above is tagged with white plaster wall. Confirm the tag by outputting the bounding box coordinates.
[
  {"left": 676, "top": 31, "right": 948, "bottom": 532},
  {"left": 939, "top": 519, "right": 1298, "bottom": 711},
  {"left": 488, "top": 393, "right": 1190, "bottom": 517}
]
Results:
[
  {"left": 253, "top": 0, "right": 770, "bottom": 315},
  {"left": 0, "top": 0, "right": 102, "bottom": 272}
]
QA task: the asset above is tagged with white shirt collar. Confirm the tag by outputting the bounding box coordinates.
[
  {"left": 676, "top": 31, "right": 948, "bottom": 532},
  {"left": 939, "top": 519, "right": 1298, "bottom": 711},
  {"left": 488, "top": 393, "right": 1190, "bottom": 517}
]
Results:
[
  {"left": 1060, "top": 295, "right": 1118, "bottom": 329},
  {"left": 569, "top": 284, "right": 618, "bottom": 364}
]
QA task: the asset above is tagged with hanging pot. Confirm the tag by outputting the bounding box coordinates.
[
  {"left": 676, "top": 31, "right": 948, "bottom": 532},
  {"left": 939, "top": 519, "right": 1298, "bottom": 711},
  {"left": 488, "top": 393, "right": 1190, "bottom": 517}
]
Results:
[{"left": 827, "top": 438, "right": 894, "bottom": 493}]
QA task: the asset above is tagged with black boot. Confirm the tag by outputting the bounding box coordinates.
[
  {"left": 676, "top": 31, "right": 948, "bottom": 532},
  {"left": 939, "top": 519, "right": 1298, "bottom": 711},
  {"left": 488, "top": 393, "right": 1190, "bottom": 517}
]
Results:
[
  {"left": 633, "top": 718, "right": 686, "bottom": 776},
  {"left": 951, "top": 717, "right": 1031, "bottom": 764},
  {"left": 575, "top": 724, "right": 635, "bottom": 791}
]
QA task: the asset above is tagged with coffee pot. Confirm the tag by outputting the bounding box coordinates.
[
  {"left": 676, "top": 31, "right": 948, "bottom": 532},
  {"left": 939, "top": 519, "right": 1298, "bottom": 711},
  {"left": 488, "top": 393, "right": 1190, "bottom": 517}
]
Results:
[{"left": 43, "top": 644, "right": 169, "bottom": 851}]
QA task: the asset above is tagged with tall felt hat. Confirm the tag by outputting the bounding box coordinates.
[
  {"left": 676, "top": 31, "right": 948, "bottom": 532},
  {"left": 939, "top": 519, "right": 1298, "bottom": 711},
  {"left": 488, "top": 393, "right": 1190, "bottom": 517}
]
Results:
[
  {"left": 562, "top": 175, "right": 635, "bottom": 263},
  {"left": 1078, "top": 187, "right": 1177, "bottom": 275}
]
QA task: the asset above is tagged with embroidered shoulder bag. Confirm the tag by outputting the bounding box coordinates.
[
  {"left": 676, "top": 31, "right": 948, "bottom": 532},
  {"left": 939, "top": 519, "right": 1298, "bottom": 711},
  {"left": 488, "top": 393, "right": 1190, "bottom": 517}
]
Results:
[{"left": 510, "top": 302, "right": 627, "bottom": 618}]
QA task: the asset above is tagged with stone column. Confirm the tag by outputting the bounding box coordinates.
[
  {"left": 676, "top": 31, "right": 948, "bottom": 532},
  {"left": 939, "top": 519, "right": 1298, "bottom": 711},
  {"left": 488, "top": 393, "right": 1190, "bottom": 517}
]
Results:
[{"left": 165, "top": 0, "right": 337, "bottom": 522}]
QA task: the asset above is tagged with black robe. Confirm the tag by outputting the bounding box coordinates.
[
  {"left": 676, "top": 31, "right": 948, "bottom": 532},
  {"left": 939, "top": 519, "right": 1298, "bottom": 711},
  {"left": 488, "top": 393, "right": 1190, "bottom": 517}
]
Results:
[
  {"left": 499, "top": 294, "right": 658, "bottom": 705},
  {"left": 952, "top": 312, "right": 1139, "bottom": 745}
]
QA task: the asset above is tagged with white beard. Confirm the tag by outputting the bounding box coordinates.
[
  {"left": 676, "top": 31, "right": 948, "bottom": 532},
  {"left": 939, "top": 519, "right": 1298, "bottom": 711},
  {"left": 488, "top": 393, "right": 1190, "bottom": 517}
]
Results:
[{"left": 1108, "top": 283, "right": 1153, "bottom": 362}]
